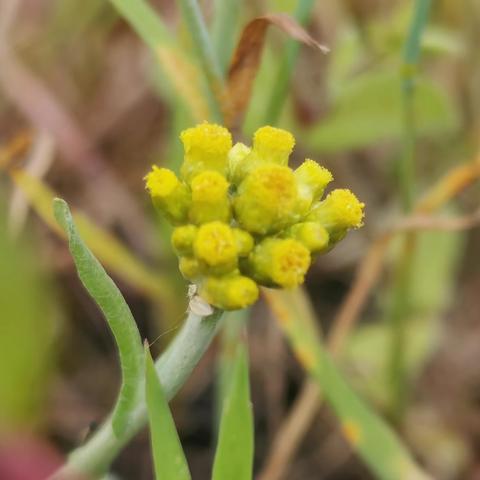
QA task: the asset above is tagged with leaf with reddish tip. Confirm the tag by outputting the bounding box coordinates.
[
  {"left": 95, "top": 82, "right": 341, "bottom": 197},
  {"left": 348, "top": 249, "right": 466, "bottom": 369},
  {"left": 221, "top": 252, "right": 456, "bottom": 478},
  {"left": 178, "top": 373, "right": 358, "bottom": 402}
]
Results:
[{"left": 224, "top": 13, "right": 329, "bottom": 129}]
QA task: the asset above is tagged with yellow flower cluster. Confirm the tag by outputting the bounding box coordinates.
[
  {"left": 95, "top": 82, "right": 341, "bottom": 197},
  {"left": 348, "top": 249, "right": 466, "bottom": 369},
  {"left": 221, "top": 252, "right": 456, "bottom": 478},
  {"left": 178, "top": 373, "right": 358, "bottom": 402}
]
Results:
[{"left": 145, "top": 123, "right": 364, "bottom": 311}]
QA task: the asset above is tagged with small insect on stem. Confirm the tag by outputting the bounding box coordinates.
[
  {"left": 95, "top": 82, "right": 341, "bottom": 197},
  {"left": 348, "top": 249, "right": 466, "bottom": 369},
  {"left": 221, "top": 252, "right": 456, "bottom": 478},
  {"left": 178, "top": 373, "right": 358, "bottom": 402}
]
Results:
[{"left": 188, "top": 283, "right": 214, "bottom": 316}]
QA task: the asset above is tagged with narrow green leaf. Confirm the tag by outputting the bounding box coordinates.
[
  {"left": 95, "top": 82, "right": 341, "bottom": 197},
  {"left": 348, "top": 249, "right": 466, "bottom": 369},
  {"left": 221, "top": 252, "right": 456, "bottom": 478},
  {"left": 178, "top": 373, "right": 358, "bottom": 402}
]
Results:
[
  {"left": 177, "top": 0, "right": 224, "bottom": 122},
  {"left": 263, "top": 0, "right": 316, "bottom": 125},
  {"left": 145, "top": 344, "right": 191, "bottom": 480},
  {"left": 108, "top": 0, "right": 211, "bottom": 121},
  {"left": 267, "top": 289, "right": 430, "bottom": 480},
  {"left": 109, "top": 0, "right": 172, "bottom": 50},
  {"left": 53, "top": 198, "right": 143, "bottom": 437},
  {"left": 212, "top": 341, "right": 254, "bottom": 480},
  {"left": 212, "top": 0, "right": 241, "bottom": 73}
]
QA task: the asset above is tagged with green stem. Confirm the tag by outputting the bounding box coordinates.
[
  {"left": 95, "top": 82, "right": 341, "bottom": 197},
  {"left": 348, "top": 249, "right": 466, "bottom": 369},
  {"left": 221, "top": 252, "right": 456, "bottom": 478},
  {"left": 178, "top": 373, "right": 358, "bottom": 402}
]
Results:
[
  {"left": 50, "top": 309, "right": 224, "bottom": 479},
  {"left": 263, "top": 0, "right": 316, "bottom": 125},
  {"left": 178, "top": 0, "right": 225, "bottom": 121},
  {"left": 398, "top": 0, "right": 432, "bottom": 211},
  {"left": 388, "top": 0, "right": 432, "bottom": 422},
  {"left": 387, "top": 234, "right": 416, "bottom": 422}
]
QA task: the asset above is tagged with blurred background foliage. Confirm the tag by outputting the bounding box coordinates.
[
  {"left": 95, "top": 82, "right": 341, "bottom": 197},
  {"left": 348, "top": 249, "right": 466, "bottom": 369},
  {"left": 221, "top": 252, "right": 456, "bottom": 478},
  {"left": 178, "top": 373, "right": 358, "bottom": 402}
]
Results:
[{"left": 0, "top": 0, "right": 480, "bottom": 479}]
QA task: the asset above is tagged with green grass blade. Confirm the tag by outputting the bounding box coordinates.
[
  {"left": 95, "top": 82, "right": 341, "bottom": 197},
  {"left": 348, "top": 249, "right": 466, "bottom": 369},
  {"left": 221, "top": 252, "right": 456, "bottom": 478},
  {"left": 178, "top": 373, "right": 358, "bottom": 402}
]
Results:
[
  {"left": 212, "top": 0, "right": 241, "bottom": 73},
  {"left": 109, "top": 0, "right": 172, "bottom": 49},
  {"left": 53, "top": 198, "right": 144, "bottom": 438},
  {"left": 266, "top": 289, "right": 430, "bottom": 480},
  {"left": 212, "top": 338, "right": 254, "bottom": 480},
  {"left": 177, "top": 0, "right": 224, "bottom": 121},
  {"left": 263, "top": 0, "right": 316, "bottom": 125},
  {"left": 109, "top": 0, "right": 211, "bottom": 121},
  {"left": 145, "top": 344, "right": 191, "bottom": 480}
]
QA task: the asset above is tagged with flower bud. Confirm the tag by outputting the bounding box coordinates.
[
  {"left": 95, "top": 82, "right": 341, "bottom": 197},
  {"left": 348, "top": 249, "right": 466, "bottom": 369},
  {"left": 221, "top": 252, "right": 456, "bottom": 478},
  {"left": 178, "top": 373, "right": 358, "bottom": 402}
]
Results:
[
  {"left": 233, "top": 229, "right": 254, "bottom": 257},
  {"left": 253, "top": 126, "right": 295, "bottom": 165},
  {"left": 179, "top": 256, "right": 201, "bottom": 281},
  {"left": 189, "top": 171, "right": 231, "bottom": 224},
  {"left": 145, "top": 166, "right": 190, "bottom": 224},
  {"left": 199, "top": 274, "right": 259, "bottom": 310},
  {"left": 193, "top": 221, "right": 238, "bottom": 274},
  {"left": 171, "top": 225, "right": 198, "bottom": 256},
  {"left": 285, "top": 222, "right": 330, "bottom": 254},
  {"left": 294, "top": 160, "right": 333, "bottom": 215},
  {"left": 308, "top": 189, "right": 364, "bottom": 243},
  {"left": 227, "top": 142, "right": 251, "bottom": 186},
  {"left": 246, "top": 238, "right": 311, "bottom": 288},
  {"left": 180, "top": 123, "right": 232, "bottom": 182},
  {"left": 234, "top": 164, "right": 298, "bottom": 234}
]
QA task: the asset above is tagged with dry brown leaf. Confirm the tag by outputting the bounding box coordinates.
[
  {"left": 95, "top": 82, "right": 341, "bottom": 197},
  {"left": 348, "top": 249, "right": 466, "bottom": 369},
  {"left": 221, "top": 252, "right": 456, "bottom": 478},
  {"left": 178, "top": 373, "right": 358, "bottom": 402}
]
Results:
[{"left": 224, "top": 13, "right": 329, "bottom": 129}]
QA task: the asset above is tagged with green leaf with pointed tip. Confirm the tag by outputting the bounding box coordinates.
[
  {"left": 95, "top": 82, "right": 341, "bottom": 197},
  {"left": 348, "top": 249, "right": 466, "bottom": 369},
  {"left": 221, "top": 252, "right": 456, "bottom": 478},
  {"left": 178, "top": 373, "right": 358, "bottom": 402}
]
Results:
[
  {"left": 145, "top": 345, "right": 191, "bottom": 480},
  {"left": 53, "top": 198, "right": 143, "bottom": 437},
  {"left": 212, "top": 341, "right": 254, "bottom": 480}
]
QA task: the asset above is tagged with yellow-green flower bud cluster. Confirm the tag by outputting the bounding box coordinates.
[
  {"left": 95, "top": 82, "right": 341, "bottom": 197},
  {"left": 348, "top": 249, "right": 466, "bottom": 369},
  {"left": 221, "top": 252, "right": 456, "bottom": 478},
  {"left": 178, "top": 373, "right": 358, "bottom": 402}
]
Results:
[{"left": 145, "top": 123, "right": 365, "bottom": 311}]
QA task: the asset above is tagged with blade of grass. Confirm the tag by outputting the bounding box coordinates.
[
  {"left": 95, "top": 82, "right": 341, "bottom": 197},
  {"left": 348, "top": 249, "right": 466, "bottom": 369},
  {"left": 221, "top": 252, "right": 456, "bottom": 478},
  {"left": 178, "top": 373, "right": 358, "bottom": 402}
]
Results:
[
  {"left": 388, "top": 0, "right": 432, "bottom": 423},
  {"left": 109, "top": 0, "right": 210, "bottom": 121},
  {"left": 399, "top": 0, "right": 432, "bottom": 211},
  {"left": 263, "top": 289, "right": 430, "bottom": 480},
  {"left": 215, "top": 309, "right": 249, "bottom": 426},
  {"left": 212, "top": 331, "right": 254, "bottom": 480},
  {"left": 263, "top": 0, "right": 316, "bottom": 125},
  {"left": 9, "top": 169, "right": 176, "bottom": 308},
  {"left": 53, "top": 198, "right": 144, "bottom": 438},
  {"left": 212, "top": 0, "right": 241, "bottom": 73},
  {"left": 177, "top": 0, "right": 224, "bottom": 121},
  {"left": 145, "top": 344, "right": 191, "bottom": 480}
]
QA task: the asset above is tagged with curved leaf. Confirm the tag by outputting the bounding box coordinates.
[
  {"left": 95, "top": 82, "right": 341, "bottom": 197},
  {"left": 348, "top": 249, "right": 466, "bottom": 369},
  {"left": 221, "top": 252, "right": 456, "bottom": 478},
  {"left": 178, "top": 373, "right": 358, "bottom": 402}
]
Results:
[{"left": 53, "top": 198, "right": 143, "bottom": 437}]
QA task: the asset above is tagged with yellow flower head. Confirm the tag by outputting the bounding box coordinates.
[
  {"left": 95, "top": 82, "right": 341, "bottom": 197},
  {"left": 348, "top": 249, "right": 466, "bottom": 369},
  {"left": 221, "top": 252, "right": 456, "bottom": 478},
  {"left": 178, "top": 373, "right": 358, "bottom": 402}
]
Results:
[
  {"left": 179, "top": 256, "right": 201, "bottom": 281},
  {"left": 180, "top": 123, "right": 232, "bottom": 182},
  {"left": 234, "top": 164, "right": 298, "bottom": 234},
  {"left": 253, "top": 126, "right": 295, "bottom": 165},
  {"left": 147, "top": 124, "right": 365, "bottom": 310},
  {"left": 233, "top": 229, "right": 254, "bottom": 257},
  {"left": 171, "top": 225, "right": 198, "bottom": 256},
  {"left": 309, "top": 189, "right": 365, "bottom": 235},
  {"left": 193, "top": 221, "right": 238, "bottom": 270},
  {"left": 189, "top": 170, "right": 231, "bottom": 224},
  {"left": 286, "top": 222, "right": 330, "bottom": 254},
  {"left": 145, "top": 166, "right": 190, "bottom": 224},
  {"left": 227, "top": 142, "right": 252, "bottom": 185},
  {"left": 247, "top": 238, "right": 311, "bottom": 288},
  {"left": 200, "top": 274, "right": 259, "bottom": 311}
]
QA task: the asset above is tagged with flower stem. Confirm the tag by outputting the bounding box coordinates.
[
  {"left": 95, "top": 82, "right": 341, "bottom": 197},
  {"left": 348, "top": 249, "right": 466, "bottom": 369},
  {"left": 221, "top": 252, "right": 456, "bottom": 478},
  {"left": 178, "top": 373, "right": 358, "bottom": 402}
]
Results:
[
  {"left": 388, "top": 0, "right": 432, "bottom": 423},
  {"left": 51, "top": 309, "right": 224, "bottom": 479}
]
